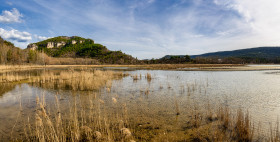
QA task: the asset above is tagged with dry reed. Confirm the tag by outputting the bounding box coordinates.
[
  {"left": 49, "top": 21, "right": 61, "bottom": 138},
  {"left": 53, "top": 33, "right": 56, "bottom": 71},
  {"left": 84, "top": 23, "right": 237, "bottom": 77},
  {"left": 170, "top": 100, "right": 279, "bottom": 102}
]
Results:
[
  {"left": 145, "top": 73, "right": 152, "bottom": 83},
  {"left": 0, "top": 69, "right": 126, "bottom": 91}
]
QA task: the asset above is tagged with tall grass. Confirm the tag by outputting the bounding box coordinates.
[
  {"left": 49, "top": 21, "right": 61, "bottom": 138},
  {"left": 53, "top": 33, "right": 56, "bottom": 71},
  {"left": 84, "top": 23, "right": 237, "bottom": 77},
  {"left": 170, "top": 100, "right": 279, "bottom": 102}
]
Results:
[
  {"left": 0, "top": 69, "right": 126, "bottom": 91},
  {"left": 17, "top": 95, "right": 259, "bottom": 142},
  {"left": 145, "top": 73, "right": 152, "bottom": 83},
  {"left": 21, "top": 94, "right": 135, "bottom": 142}
]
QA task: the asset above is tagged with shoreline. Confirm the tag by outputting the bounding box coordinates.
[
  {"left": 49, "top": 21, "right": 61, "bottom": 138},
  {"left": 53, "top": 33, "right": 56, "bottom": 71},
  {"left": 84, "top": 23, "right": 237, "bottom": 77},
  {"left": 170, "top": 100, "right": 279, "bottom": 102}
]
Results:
[{"left": 1, "top": 64, "right": 280, "bottom": 72}]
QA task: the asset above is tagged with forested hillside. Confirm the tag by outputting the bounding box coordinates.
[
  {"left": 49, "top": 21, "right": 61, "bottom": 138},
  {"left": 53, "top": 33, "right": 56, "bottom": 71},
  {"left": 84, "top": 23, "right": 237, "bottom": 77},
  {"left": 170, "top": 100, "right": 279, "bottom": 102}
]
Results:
[
  {"left": 29, "top": 36, "right": 139, "bottom": 64},
  {"left": 0, "top": 37, "right": 27, "bottom": 64},
  {"left": 191, "top": 47, "right": 280, "bottom": 63}
]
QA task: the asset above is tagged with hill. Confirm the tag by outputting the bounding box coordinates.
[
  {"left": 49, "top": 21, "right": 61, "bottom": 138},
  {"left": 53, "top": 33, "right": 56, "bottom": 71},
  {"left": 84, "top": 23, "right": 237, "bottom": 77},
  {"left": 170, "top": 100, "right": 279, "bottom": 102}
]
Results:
[
  {"left": 159, "top": 47, "right": 280, "bottom": 64},
  {"left": 190, "top": 47, "right": 280, "bottom": 59},
  {"left": 27, "top": 36, "right": 139, "bottom": 64}
]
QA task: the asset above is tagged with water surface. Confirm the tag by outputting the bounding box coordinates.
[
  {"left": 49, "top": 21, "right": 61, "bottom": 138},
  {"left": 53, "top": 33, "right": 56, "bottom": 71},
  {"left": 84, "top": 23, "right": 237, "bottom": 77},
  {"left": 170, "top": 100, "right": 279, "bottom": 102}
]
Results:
[{"left": 1, "top": 67, "right": 280, "bottom": 140}]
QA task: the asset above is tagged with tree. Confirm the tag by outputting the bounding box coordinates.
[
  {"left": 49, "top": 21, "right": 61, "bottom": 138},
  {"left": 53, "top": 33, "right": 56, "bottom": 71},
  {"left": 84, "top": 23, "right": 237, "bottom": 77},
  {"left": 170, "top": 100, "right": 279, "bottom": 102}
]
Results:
[
  {"left": 6, "top": 49, "right": 12, "bottom": 62},
  {"left": 185, "top": 55, "right": 191, "bottom": 62},
  {"left": 28, "top": 50, "right": 36, "bottom": 63}
]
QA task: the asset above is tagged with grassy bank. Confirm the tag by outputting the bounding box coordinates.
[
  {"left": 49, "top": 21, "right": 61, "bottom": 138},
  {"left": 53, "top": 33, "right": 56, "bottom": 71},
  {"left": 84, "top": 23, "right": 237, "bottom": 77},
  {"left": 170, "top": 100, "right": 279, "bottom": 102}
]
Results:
[{"left": 0, "top": 64, "right": 246, "bottom": 73}]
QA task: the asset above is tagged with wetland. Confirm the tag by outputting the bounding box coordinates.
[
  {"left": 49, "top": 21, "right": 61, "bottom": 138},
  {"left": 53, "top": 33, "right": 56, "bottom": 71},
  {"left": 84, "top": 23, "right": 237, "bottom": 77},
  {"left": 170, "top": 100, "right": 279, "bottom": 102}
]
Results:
[{"left": 1, "top": 65, "right": 280, "bottom": 141}]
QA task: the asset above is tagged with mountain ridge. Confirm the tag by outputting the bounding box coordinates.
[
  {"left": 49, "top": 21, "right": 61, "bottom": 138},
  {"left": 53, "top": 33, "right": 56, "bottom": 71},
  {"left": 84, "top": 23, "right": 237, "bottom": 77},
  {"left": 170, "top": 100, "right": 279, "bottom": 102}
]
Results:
[
  {"left": 161, "top": 47, "right": 280, "bottom": 60},
  {"left": 159, "top": 47, "right": 280, "bottom": 64},
  {"left": 190, "top": 47, "right": 280, "bottom": 59}
]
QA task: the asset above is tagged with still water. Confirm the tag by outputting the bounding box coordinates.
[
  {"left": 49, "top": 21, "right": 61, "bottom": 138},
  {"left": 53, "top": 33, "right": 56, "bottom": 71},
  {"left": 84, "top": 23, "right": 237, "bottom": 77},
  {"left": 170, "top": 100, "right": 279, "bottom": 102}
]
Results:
[{"left": 1, "top": 68, "right": 280, "bottom": 140}]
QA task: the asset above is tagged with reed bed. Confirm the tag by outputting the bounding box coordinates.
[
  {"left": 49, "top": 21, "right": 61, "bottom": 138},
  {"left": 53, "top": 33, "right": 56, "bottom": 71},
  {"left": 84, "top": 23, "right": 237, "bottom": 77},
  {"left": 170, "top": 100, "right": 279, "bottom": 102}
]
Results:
[
  {"left": 0, "top": 69, "right": 127, "bottom": 91},
  {"left": 14, "top": 91, "right": 260, "bottom": 141},
  {"left": 0, "top": 64, "right": 245, "bottom": 73},
  {"left": 30, "top": 70, "right": 126, "bottom": 91},
  {"left": 20, "top": 94, "right": 135, "bottom": 142}
]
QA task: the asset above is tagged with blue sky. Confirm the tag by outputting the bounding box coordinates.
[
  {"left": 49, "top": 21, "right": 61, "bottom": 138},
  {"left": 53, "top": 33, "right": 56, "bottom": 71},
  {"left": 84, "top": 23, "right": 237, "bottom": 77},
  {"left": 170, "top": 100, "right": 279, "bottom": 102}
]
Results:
[{"left": 0, "top": 0, "right": 280, "bottom": 59}]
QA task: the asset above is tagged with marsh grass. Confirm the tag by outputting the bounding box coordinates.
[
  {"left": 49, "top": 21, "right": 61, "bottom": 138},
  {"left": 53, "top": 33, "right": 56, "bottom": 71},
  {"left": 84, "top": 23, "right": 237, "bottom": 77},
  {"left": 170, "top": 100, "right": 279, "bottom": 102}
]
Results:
[
  {"left": 234, "top": 109, "right": 254, "bottom": 141},
  {"left": 270, "top": 121, "right": 280, "bottom": 142},
  {"left": 145, "top": 73, "right": 152, "bottom": 83},
  {"left": 0, "top": 69, "right": 127, "bottom": 91},
  {"left": 20, "top": 93, "right": 136, "bottom": 142},
  {"left": 1, "top": 67, "right": 271, "bottom": 142},
  {"left": 131, "top": 74, "right": 138, "bottom": 82},
  {"left": 13, "top": 87, "right": 262, "bottom": 142},
  {"left": 32, "top": 70, "right": 126, "bottom": 91}
]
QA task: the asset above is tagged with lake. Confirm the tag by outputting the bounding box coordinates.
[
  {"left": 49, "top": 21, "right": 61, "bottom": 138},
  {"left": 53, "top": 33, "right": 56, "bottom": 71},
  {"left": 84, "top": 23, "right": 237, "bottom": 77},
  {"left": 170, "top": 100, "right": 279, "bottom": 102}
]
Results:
[{"left": 1, "top": 66, "right": 280, "bottom": 141}]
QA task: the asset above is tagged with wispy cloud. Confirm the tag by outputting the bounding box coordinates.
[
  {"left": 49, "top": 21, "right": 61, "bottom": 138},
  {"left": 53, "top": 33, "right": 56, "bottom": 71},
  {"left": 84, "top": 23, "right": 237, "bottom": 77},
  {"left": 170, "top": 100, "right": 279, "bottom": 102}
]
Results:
[
  {"left": 33, "top": 34, "right": 51, "bottom": 41},
  {"left": 0, "top": 8, "right": 23, "bottom": 23},
  {"left": 4, "top": 0, "right": 280, "bottom": 58}
]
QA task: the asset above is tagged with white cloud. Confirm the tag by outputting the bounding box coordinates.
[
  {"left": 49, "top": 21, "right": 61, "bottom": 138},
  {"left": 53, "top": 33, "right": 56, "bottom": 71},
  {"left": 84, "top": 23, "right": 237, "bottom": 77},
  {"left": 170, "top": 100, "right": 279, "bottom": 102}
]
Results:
[
  {"left": 33, "top": 34, "right": 51, "bottom": 41},
  {"left": 0, "top": 28, "right": 32, "bottom": 42},
  {"left": 0, "top": 8, "right": 23, "bottom": 23},
  {"left": 212, "top": 0, "right": 280, "bottom": 48}
]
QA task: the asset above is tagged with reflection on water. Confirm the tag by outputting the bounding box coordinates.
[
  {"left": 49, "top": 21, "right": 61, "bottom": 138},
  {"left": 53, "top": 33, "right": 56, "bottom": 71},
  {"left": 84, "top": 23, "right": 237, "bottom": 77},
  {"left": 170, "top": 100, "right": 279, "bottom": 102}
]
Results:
[
  {"left": 0, "top": 83, "right": 16, "bottom": 96},
  {"left": 1, "top": 68, "right": 280, "bottom": 140}
]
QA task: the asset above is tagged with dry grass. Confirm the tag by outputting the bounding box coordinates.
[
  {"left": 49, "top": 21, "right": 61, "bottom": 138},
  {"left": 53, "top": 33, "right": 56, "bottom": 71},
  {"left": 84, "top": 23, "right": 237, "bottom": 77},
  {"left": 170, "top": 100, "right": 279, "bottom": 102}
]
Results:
[
  {"left": 0, "top": 64, "right": 245, "bottom": 74},
  {"left": 47, "top": 57, "right": 100, "bottom": 65},
  {"left": 131, "top": 74, "right": 138, "bottom": 81},
  {"left": 0, "top": 69, "right": 127, "bottom": 91},
  {"left": 31, "top": 70, "right": 126, "bottom": 91},
  {"left": 234, "top": 109, "right": 254, "bottom": 141},
  {"left": 145, "top": 73, "right": 152, "bottom": 83},
  {"left": 3, "top": 64, "right": 280, "bottom": 72},
  {"left": 270, "top": 122, "right": 280, "bottom": 142},
  {"left": 10, "top": 87, "right": 262, "bottom": 142},
  {"left": 0, "top": 65, "right": 45, "bottom": 73},
  {"left": 21, "top": 94, "right": 136, "bottom": 142}
]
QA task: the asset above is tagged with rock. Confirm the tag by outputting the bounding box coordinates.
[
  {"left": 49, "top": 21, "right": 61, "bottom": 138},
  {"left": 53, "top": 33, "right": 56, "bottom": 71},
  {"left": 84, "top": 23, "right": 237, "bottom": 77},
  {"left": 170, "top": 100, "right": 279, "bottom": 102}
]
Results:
[
  {"left": 81, "top": 126, "right": 92, "bottom": 134},
  {"left": 208, "top": 113, "right": 218, "bottom": 121},
  {"left": 112, "top": 97, "right": 117, "bottom": 103},
  {"left": 56, "top": 41, "right": 66, "bottom": 47},
  {"left": 27, "top": 44, "right": 38, "bottom": 50},
  {"left": 212, "top": 114, "right": 218, "bottom": 120},
  {"left": 120, "top": 128, "right": 132, "bottom": 138},
  {"left": 47, "top": 42, "right": 55, "bottom": 48},
  {"left": 72, "top": 40, "right": 77, "bottom": 44},
  {"left": 80, "top": 126, "right": 92, "bottom": 140},
  {"left": 93, "top": 131, "right": 102, "bottom": 140}
]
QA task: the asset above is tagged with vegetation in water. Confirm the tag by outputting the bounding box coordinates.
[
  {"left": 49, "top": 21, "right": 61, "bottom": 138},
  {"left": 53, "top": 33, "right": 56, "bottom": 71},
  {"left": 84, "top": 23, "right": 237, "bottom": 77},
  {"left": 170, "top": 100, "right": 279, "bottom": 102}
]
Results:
[{"left": 0, "top": 68, "right": 277, "bottom": 141}]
